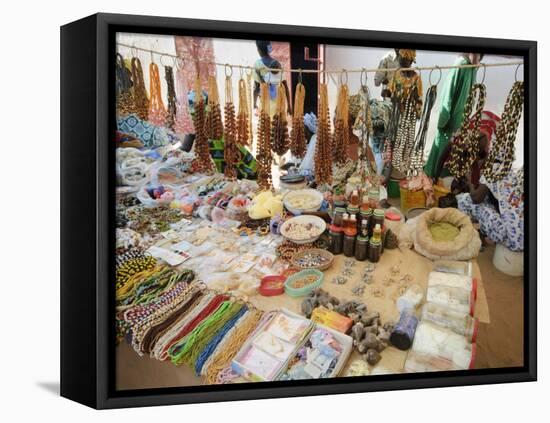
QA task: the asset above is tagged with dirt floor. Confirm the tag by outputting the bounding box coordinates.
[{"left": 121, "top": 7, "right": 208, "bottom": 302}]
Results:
[
  {"left": 474, "top": 244, "right": 524, "bottom": 369},
  {"left": 116, "top": 244, "right": 524, "bottom": 389}
]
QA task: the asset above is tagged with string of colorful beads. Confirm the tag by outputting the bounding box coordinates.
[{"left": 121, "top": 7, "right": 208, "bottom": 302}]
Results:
[
  {"left": 271, "top": 83, "right": 290, "bottom": 156},
  {"left": 205, "top": 75, "right": 224, "bottom": 140},
  {"left": 223, "top": 74, "right": 239, "bottom": 180},
  {"left": 236, "top": 77, "right": 250, "bottom": 147},
  {"left": 290, "top": 82, "right": 306, "bottom": 158},
  {"left": 256, "top": 83, "right": 273, "bottom": 190},
  {"left": 315, "top": 82, "right": 333, "bottom": 185}
]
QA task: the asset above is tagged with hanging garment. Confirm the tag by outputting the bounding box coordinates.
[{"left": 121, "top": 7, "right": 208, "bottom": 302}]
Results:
[
  {"left": 173, "top": 67, "right": 194, "bottom": 135},
  {"left": 424, "top": 56, "right": 478, "bottom": 177}
]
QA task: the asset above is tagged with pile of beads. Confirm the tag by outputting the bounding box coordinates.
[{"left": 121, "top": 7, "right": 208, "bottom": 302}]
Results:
[
  {"left": 289, "top": 274, "right": 319, "bottom": 289},
  {"left": 294, "top": 251, "right": 330, "bottom": 268},
  {"left": 116, "top": 250, "right": 157, "bottom": 290}
]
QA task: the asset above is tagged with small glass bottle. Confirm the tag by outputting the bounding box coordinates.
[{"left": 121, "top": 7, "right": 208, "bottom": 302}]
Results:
[
  {"left": 372, "top": 208, "right": 385, "bottom": 231},
  {"left": 332, "top": 207, "right": 345, "bottom": 228},
  {"left": 368, "top": 239, "right": 382, "bottom": 263},
  {"left": 372, "top": 223, "right": 382, "bottom": 243},
  {"left": 359, "top": 219, "right": 369, "bottom": 238},
  {"left": 355, "top": 236, "right": 369, "bottom": 261},
  {"left": 358, "top": 207, "right": 372, "bottom": 233},
  {"left": 329, "top": 225, "right": 344, "bottom": 255},
  {"left": 350, "top": 189, "right": 360, "bottom": 208},
  {"left": 343, "top": 234, "right": 356, "bottom": 257},
  {"left": 342, "top": 212, "right": 350, "bottom": 233}
]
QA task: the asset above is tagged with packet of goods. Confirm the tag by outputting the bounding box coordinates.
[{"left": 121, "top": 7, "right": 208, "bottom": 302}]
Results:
[
  {"left": 310, "top": 306, "right": 353, "bottom": 334},
  {"left": 433, "top": 260, "right": 472, "bottom": 277},
  {"left": 428, "top": 271, "right": 476, "bottom": 298},
  {"left": 404, "top": 321, "right": 475, "bottom": 372}
]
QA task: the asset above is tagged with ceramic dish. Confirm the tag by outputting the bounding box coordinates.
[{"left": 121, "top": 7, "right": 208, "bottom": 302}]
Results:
[
  {"left": 283, "top": 189, "right": 324, "bottom": 214},
  {"left": 279, "top": 215, "right": 327, "bottom": 245}
]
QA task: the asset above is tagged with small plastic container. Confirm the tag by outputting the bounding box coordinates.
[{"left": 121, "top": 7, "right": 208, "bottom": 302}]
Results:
[
  {"left": 284, "top": 269, "right": 324, "bottom": 297},
  {"left": 259, "top": 275, "right": 287, "bottom": 296},
  {"left": 421, "top": 302, "right": 479, "bottom": 342},
  {"left": 426, "top": 283, "right": 475, "bottom": 316},
  {"left": 390, "top": 310, "right": 418, "bottom": 351},
  {"left": 433, "top": 260, "right": 473, "bottom": 277}
]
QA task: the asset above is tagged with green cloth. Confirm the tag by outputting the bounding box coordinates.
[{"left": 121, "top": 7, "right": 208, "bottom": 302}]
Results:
[
  {"left": 424, "top": 57, "right": 477, "bottom": 177},
  {"left": 208, "top": 138, "right": 258, "bottom": 179}
]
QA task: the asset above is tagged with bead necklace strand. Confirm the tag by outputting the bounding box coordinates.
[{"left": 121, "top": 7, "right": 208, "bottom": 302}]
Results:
[{"left": 482, "top": 81, "right": 524, "bottom": 182}]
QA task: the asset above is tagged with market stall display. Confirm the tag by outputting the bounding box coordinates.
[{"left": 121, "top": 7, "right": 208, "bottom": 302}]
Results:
[{"left": 112, "top": 37, "right": 520, "bottom": 391}]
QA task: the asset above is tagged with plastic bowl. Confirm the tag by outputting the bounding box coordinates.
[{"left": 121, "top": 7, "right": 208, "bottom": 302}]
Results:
[{"left": 284, "top": 269, "right": 324, "bottom": 297}]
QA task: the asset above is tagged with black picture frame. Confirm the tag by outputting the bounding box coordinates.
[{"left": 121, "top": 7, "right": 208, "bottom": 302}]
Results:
[{"left": 60, "top": 12, "right": 537, "bottom": 409}]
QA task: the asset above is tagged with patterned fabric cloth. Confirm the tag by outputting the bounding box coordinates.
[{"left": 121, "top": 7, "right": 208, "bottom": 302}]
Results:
[
  {"left": 117, "top": 114, "right": 174, "bottom": 149},
  {"left": 457, "top": 168, "right": 524, "bottom": 251},
  {"left": 208, "top": 138, "right": 258, "bottom": 179},
  {"left": 374, "top": 50, "right": 400, "bottom": 96},
  {"left": 369, "top": 98, "right": 392, "bottom": 154}
]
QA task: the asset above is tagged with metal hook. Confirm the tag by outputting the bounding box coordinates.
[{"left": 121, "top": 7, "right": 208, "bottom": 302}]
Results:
[
  {"left": 131, "top": 44, "right": 138, "bottom": 58},
  {"left": 175, "top": 56, "right": 184, "bottom": 71},
  {"left": 429, "top": 65, "right": 442, "bottom": 86},
  {"left": 150, "top": 49, "right": 154, "bottom": 63},
  {"left": 298, "top": 68, "right": 303, "bottom": 84},
  {"left": 224, "top": 63, "right": 233, "bottom": 78},
  {"left": 515, "top": 63, "right": 523, "bottom": 82},
  {"left": 340, "top": 68, "right": 348, "bottom": 85},
  {"left": 239, "top": 66, "right": 244, "bottom": 79},
  {"left": 360, "top": 68, "right": 368, "bottom": 87},
  {"left": 478, "top": 63, "right": 487, "bottom": 85}
]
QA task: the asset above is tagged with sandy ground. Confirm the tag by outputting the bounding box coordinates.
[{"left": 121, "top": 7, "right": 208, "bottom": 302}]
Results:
[{"left": 116, "top": 244, "right": 524, "bottom": 389}]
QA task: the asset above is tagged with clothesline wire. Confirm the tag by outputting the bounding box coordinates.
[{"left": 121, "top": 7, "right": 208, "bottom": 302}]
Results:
[{"left": 116, "top": 42, "right": 524, "bottom": 76}]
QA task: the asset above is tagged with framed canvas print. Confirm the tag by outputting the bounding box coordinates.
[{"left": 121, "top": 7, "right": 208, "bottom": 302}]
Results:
[{"left": 60, "top": 12, "right": 536, "bottom": 409}]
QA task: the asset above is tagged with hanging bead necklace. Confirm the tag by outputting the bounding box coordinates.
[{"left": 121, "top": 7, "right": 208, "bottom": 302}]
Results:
[
  {"left": 205, "top": 75, "right": 224, "bottom": 140},
  {"left": 290, "top": 82, "right": 307, "bottom": 158},
  {"left": 353, "top": 84, "right": 374, "bottom": 185},
  {"left": 116, "top": 54, "right": 135, "bottom": 117},
  {"left": 223, "top": 72, "right": 239, "bottom": 180},
  {"left": 482, "top": 81, "right": 524, "bottom": 182},
  {"left": 447, "top": 83, "right": 487, "bottom": 179},
  {"left": 130, "top": 57, "right": 149, "bottom": 121},
  {"left": 236, "top": 77, "right": 250, "bottom": 147},
  {"left": 315, "top": 81, "right": 333, "bottom": 186},
  {"left": 333, "top": 81, "right": 350, "bottom": 165},
  {"left": 164, "top": 65, "right": 177, "bottom": 131},
  {"left": 148, "top": 62, "right": 167, "bottom": 126},
  {"left": 271, "top": 83, "right": 290, "bottom": 156},
  {"left": 192, "top": 75, "right": 214, "bottom": 173},
  {"left": 256, "top": 83, "right": 273, "bottom": 190},
  {"left": 409, "top": 82, "right": 438, "bottom": 177},
  {"left": 389, "top": 71, "right": 422, "bottom": 174}
]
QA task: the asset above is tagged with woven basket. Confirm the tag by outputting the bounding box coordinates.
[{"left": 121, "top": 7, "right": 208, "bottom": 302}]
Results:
[{"left": 291, "top": 248, "right": 334, "bottom": 271}]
